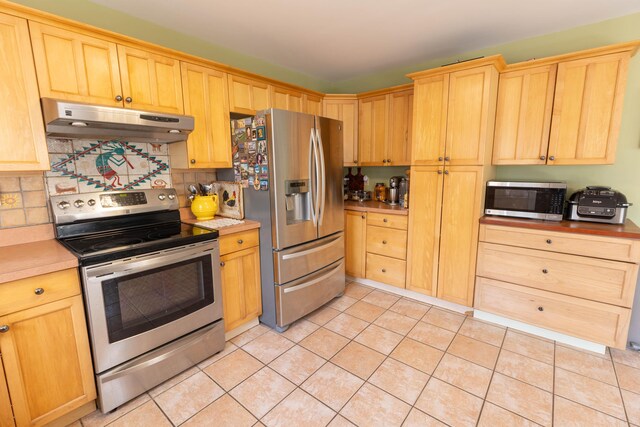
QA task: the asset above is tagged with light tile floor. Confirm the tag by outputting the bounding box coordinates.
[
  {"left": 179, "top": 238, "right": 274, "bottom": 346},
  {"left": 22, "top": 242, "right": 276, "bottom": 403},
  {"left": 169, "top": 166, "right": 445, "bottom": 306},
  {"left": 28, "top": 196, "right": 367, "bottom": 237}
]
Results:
[{"left": 74, "top": 281, "right": 640, "bottom": 426}]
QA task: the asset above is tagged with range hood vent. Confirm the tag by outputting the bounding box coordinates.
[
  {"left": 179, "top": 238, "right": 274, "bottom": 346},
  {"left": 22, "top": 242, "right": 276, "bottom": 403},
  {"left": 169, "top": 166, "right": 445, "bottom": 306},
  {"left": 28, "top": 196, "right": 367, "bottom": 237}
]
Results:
[{"left": 41, "top": 98, "right": 194, "bottom": 143}]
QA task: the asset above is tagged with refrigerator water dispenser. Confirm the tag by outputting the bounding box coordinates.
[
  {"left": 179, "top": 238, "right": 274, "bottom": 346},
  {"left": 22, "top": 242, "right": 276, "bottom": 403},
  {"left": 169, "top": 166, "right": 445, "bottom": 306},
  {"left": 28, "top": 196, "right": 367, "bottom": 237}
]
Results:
[{"left": 285, "top": 179, "right": 310, "bottom": 223}]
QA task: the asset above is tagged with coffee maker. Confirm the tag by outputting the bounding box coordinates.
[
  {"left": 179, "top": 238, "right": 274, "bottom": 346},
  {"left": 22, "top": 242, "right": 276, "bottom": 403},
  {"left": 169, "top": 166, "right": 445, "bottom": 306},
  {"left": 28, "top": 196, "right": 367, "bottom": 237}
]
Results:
[{"left": 388, "top": 176, "right": 402, "bottom": 205}]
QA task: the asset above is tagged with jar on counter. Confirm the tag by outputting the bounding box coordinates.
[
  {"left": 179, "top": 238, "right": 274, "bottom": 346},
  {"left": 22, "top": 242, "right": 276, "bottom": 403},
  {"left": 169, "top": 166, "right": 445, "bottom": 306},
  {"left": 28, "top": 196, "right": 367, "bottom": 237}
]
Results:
[{"left": 374, "top": 183, "right": 386, "bottom": 202}]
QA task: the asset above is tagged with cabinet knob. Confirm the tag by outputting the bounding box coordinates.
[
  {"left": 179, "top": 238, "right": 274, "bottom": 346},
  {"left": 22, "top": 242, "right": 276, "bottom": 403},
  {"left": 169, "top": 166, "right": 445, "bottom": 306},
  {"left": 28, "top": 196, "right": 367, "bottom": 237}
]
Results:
[
  {"left": 353, "top": 159, "right": 357, "bottom": 163},
  {"left": 382, "top": 159, "right": 387, "bottom": 164},
  {"left": 444, "top": 170, "right": 449, "bottom": 175},
  {"left": 0, "top": 325, "right": 8, "bottom": 333},
  {"left": 190, "top": 159, "right": 196, "bottom": 164},
  {"left": 220, "top": 262, "right": 225, "bottom": 267},
  {"left": 540, "top": 155, "right": 546, "bottom": 160},
  {"left": 444, "top": 156, "right": 450, "bottom": 161},
  {"left": 546, "top": 239, "right": 552, "bottom": 244},
  {"left": 387, "top": 159, "right": 391, "bottom": 163},
  {"left": 537, "top": 306, "right": 544, "bottom": 312},
  {"left": 438, "top": 156, "right": 444, "bottom": 161},
  {"left": 381, "top": 268, "right": 386, "bottom": 273},
  {"left": 125, "top": 96, "right": 133, "bottom": 103},
  {"left": 237, "top": 239, "right": 244, "bottom": 244},
  {"left": 383, "top": 218, "right": 388, "bottom": 223},
  {"left": 115, "top": 95, "right": 123, "bottom": 102},
  {"left": 542, "top": 269, "right": 548, "bottom": 274},
  {"left": 437, "top": 170, "right": 443, "bottom": 175},
  {"left": 549, "top": 155, "right": 555, "bottom": 161},
  {"left": 34, "top": 287, "right": 44, "bottom": 295},
  {"left": 361, "top": 215, "right": 365, "bottom": 219},
  {"left": 382, "top": 240, "right": 387, "bottom": 244}
]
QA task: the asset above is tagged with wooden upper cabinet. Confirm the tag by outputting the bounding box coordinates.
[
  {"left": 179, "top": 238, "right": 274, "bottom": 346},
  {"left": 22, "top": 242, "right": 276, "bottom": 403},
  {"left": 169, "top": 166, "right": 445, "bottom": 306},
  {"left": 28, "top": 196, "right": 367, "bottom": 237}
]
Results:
[
  {"left": 228, "top": 74, "right": 271, "bottom": 114},
  {"left": 29, "top": 22, "right": 123, "bottom": 106},
  {"left": 358, "top": 94, "right": 389, "bottom": 166},
  {"left": 117, "top": 45, "right": 184, "bottom": 114},
  {"left": 304, "top": 94, "right": 323, "bottom": 115},
  {"left": 323, "top": 96, "right": 358, "bottom": 166},
  {"left": 170, "top": 62, "right": 231, "bottom": 169},
  {"left": 0, "top": 14, "right": 49, "bottom": 171},
  {"left": 411, "top": 75, "right": 449, "bottom": 165},
  {"left": 271, "top": 86, "right": 304, "bottom": 112},
  {"left": 547, "top": 52, "right": 630, "bottom": 165},
  {"left": 388, "top": 89, "right": 413, "bottom": 166},
  {"left": 493, "top": 65, "right": 557, "bottom": 165},
  {"left": 445, "top": 65, "right": 499, "bottom": 165}
]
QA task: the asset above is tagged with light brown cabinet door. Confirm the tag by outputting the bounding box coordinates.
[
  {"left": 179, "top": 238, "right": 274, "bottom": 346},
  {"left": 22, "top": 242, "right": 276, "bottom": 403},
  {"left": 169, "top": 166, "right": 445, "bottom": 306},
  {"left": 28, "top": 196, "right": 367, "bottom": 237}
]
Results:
[
  {"left": 304, "top": 94, "right": 323, "bottom": 115},
  {"left": 437, "top": 166, "right": 484, "bottom": 306},
  {"left": 29, "top": 22, "right": 123, "bottom": 107},
  {"left": 493, "top": 65, "right": 556, "bottom": 165},
  {"left": 358, "top": 94, "right": 388, "bottom": 166},
  {"left": 445, "top": 66, "right": 499, "bottom": 165},
  {"left": 271, "top": 86, "right": 304, "bottom": 112},
  {"left": 228, "top": 75, "right": 271, "bottom": 114},
  {"left": 0, "top": 295, "right": 96, "bottom": 427},
  {"left": 323, "top": 97, "right": 359, "bottom": 166},
  {"left": 388, "top": 89, "right": 413, "bottom": 166},
  {"left": 174, "top": 63, "right": 231, "bottom": 169},
  {"left": 411, "top": 75, "right": 448, "bottom": 165},
  {"left": 547, "top": 52, "right": 630, "bottom": 165},
  {"left": 0, "top": 360, "right": 13, "bottom": 427},
  {"left": 220, "top": 246, "right": 262, "bottom": 332},
  {"left": 0, "top": 14, "right": 49, "bottom": 171},
  {"left": 345, "top": 210, "right": 367, "bottom": 278},
  {"left": 406, "top": 166, "right": 443, "bottom": 296},
  {"left": 117, "top": 45, "right": 184, "bottom": 114}
]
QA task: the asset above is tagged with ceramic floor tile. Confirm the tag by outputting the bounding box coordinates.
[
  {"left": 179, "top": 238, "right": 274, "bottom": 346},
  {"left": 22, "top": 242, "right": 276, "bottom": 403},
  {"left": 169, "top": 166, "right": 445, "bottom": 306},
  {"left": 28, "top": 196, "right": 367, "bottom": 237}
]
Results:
[
  {"left": 555, "top": 367, "right": 626, "bottom": 419},
  {"left": 433, "top": 353, "right": 493, "bottom": 398},
  {"left": 616, "top": 362, "right": 640, "bottom": 394},
  {"left": 181, "top": 394, "right": 257, "bottom": 427},
  {"left": 622, "top": 389, "right": 640, "bottom": 425},
  {"left": 422, "top": 307, "right": 466, "bottom": 332},
  {"left": 612, "top": 347, "right": 640, "bottom": 369},
  {"left": 554, "top": 396, "right": 628, "bottom": 427},
  {"left": 390, "top": 337, "right": 444, "bottom": 374},
  {"left": 478, "top": 402, "right": 540, "bottom": 427},
  {"left": 148, "top": 366, "right": 200, "bottom": 398},
  {"left": 197, "top": 341, "right": 238, "bottom": 369},
  {"left": 486, "top": 373, "right": 553, "bottom": 426},
  {"left": 331, "top": 341, "right": 386, "bottom": 380},
  {"left": 81, "top": 393, "right": 151, "bottom": 427},
  {"left": 354, "top": 324, "right": 403, "bottom": 355},
  {"left": 340, "top": 383, "right": 411, "bottom": 427},
  {"left": 154, "top": 371, "right": 225, "bottom": 425},
  {"left": 242, "top": 331, "right": 295, "bottom": 364},
  {"left": 202, "top": 349, "right": 263, "bottom": 390},
  {"left": 344, "top": 300, "right": 386, "bottom": 322},
  {"left": 306, "top": 306, "right": 341, "bottom": 325},
  {"left": 502, "top": 330, "right": 555, "bottom": 365},
  {"left": 327, "top": 295, "right": 358, "bottom": 311},
  {"left": 402, "top": 408, "right": 448, "bottom": 426},
  {"left": 361, "top": 290, "right": 401, "bottom": 309},
  {"left": 299, "top": 327, "right": 350, "bottom": 359},
  {"left": 343, "top": 282, "right": 374, "bottom": 299},
  {"left": 447, "top": 334, "right": 500, "bottom": 369},
  {"left": 324, "top": 312, "right": 370, "bottom": 339},
  {"left": 373, "top": 310, "right": 419, "bottom": 335},
  {"left": 415, "top": 377, "right": 483, "bottom": 427},
  {"left": 407, "top": 321, "right": 456, "bottom": 351},
  {"left": 458, "top": 317, "right": 506, "bottom": 347},
  {"left": 279, "top": 319, "right": 320, "bottom": 343},
  {"left": 389, "top": 298, "right": 431, "bottom": 320},
  {"left": 230, "top": 324, "right": 271, "bottom": 347},
  {"left": 495, "top": 349, "right": 554, "bottom": 392},
  {"left": 229, "top": 367, "right": 296, "bottom": 419},
  {"left": 368, "top": 358, "right": 430, "bottom": 404},
  {"left": 327, "top": 415, "right": 357, "bottom": 427},
  {"left": 262, "top": 388, "right": 335, "bottom": 427},
  {"left": 269, "top": 345, "right": 325, "bottom": 385},
  {"left": 300, "top": 362, "right": 364, "bottom": 411},
  {"left": 107, "top": 401, "right": 171, "bottom": 427},
  {"left": 555, "top": 344, "right": 617, "bottom": 385}
]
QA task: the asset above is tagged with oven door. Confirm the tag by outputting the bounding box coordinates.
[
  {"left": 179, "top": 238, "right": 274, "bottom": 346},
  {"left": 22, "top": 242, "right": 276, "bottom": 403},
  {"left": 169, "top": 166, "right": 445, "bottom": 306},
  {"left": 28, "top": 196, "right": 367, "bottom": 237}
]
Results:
[{"left": 82, "top": 240, "right": 222, "bottom": 374}]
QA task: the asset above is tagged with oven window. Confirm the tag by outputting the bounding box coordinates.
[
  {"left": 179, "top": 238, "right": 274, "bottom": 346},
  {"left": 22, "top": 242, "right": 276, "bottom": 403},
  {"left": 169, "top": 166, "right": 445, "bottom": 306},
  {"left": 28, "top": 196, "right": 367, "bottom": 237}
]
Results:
[
  {"left": 102, "top": 255, "right": 214, "bottom": 343},
  {"left": 493, "top": 189, "right": 538, "bottom": 211}
]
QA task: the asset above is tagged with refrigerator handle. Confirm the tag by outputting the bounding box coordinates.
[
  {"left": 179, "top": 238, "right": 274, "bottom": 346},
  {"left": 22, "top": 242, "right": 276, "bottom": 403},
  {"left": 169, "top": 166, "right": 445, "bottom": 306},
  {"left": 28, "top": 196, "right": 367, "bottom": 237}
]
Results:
[
  {"left": 308, "top": 128, "right": 318, "bottom": 226},
  {"left": 316, "top": 128, "right": 327, "bottom": 226},
  {"left": 313, "top": 128, "right": 322, "bottom": 225}
]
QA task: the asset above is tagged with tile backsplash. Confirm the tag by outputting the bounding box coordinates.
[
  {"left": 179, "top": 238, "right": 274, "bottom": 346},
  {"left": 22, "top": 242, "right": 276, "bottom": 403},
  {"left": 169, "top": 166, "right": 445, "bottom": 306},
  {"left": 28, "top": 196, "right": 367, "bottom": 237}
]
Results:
[{"left": 0, "top": 175, "right": 50, "bottom": 228}]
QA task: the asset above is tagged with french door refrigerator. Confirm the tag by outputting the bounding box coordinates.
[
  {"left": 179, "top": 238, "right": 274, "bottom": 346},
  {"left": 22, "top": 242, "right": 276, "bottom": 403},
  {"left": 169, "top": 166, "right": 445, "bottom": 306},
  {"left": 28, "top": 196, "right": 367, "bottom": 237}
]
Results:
[{"left": 223, "top": 109, "right": 345, "bottom": 331}]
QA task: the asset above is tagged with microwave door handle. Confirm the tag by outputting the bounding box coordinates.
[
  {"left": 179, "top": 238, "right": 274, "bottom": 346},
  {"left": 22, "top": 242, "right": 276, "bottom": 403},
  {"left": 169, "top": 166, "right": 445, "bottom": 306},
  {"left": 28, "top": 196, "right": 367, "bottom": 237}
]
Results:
[
  {"left": 316, "top": 128, "right": 326, "bottom": 226},
  {"left": 308, "top": 128, "right": 317, "bottom": 226}
]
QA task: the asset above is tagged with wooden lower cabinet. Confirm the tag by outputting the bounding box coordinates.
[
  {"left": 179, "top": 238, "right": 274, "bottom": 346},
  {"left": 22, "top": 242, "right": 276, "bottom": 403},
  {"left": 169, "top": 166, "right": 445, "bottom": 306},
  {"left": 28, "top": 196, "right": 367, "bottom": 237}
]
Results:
[
  {"left": 0, "top": 276, "right": 96, "bottom": 427},
  {"left": 365, "top": 253, "right": 406, "bottom": 288},
  {"left": 0, "top": 360, "right": 13, "bottom": 427},
  {"left": 219, "top": 230, "right": 262, "bottom": 332},
  {"left": 345, "top": 211, "right": 367, "bottom": 278}
]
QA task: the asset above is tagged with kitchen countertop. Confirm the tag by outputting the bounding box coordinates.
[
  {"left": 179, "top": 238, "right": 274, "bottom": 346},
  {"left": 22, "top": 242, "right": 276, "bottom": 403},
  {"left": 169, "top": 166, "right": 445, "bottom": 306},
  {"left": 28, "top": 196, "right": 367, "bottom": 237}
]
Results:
[
  {"left": 480, "top": 215, "right": 640, "bottom": 239},
  {"left": 344, "top": 200, "right": 409, "bottom": 215},
  {"left": 0, "top": 239, "right": 78, "bottom": 284},
  {"left": 179, "top": 208, "right": 261, "bottom": 235}
]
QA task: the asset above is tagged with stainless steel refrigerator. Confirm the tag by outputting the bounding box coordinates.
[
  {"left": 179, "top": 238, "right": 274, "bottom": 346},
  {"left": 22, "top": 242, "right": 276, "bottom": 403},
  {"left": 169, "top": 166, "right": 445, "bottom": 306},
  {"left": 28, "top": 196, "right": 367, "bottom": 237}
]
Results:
[{"left": 222, "top": 109, "right": 345, "bottom": 331}]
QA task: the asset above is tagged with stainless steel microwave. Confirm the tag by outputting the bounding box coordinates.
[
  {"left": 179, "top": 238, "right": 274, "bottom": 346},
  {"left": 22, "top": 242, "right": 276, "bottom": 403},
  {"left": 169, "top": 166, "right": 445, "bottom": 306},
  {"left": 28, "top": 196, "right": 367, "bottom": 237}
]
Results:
[{"left": 484, "top": 181, "right": 567, "bottom": 221}]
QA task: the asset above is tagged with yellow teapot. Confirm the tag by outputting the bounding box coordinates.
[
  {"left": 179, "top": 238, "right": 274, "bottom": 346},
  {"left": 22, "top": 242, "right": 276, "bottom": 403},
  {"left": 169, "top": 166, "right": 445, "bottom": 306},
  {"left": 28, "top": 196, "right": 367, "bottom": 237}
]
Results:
[{"left": 190, "top": 194, "right": 219, "bottom": 220}]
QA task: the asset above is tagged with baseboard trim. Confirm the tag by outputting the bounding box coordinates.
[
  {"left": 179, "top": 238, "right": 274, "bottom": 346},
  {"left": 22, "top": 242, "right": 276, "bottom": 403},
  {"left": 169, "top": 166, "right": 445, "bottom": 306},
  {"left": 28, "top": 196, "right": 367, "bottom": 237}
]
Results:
[{"left": 225, "top": 317, "right": 259, "bottom": 341}]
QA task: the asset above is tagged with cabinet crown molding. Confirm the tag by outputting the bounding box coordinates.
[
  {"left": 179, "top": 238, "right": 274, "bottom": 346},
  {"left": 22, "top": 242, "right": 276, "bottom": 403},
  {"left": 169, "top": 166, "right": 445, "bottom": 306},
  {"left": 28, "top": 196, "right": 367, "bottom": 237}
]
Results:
[{"left": 407, "top": 55, "right": 506, "bottom": 80}]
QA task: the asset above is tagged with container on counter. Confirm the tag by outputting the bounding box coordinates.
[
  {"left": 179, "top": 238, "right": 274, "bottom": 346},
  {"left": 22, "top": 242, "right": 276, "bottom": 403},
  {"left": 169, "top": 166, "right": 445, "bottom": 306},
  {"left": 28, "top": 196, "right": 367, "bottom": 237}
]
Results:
[{"left": 374, "top": 183, "right": 386, "bottom": 202}]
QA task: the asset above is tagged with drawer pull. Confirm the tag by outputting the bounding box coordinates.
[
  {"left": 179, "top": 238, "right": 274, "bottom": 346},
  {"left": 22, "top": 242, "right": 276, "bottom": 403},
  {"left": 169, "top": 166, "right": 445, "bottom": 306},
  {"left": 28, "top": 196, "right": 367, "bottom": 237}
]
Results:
[
  {"left": 382, "top": 240, "right": 387, "bottom": 244},
  {"left": 383, "top": 218, "right": 388, "bottom": 223},
  {"left": 382, "top": 268, "right": 386, "bottom": 273},
  {"left": 361, "top": 215, "right": 365, "bottom": 219},
  {"left": 542, "top": 269, "right": 548, "bottom": 274},
  {"left": 546, "top": 239, "right": 552, "bottom": 244},
  {"left": 237, "top": 239, "right": 244, "bottom": 244},
  {"left": 34, "top": 288, "right": 44, "bottom": 295},
  {"left": 537, "top": 306, "right": 544, "bottom": 312},
  {"left": 0, "top": 325, "right": 8, "bottom": 333},
  {"left": 220, "top": 262, "right": 225, "bottom": 267}
]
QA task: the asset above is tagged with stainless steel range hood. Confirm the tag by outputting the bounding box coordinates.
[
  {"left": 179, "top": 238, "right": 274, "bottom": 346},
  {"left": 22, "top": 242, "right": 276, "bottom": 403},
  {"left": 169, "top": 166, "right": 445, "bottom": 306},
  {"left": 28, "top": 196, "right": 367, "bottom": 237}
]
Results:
[{"left": 41, "top": 98, "right": 194, "bottom": 143}]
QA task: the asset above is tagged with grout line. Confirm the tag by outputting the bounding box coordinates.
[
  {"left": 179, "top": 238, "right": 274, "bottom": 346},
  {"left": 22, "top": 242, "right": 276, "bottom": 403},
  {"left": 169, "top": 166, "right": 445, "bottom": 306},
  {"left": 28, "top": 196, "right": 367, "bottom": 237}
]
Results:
[
  {"left": 610, "top": 353, "right": 631, "bottom": 424},
  {"left": 475, "top": 328, "right": 508, "bottom": 425}
]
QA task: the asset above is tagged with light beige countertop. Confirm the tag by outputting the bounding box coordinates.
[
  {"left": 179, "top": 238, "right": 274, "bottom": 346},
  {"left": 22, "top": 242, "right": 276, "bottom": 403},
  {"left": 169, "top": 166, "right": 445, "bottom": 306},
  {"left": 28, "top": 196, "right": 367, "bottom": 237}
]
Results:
[
  {"left": 344, "top": 200, "right": 409, "bottom": 216},
  {"left": 179, "top": 208, "right": 260, "bottom": 235},
  {"left": 0, "top": 239, "right": 78, "bottom": 284}
]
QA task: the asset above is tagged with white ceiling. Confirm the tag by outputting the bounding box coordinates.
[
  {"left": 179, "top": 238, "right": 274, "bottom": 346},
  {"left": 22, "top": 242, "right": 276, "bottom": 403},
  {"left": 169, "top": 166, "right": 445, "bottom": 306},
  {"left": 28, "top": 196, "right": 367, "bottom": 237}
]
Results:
[{"left": 90, "top": 0, "right": 640, "bottom": 82}]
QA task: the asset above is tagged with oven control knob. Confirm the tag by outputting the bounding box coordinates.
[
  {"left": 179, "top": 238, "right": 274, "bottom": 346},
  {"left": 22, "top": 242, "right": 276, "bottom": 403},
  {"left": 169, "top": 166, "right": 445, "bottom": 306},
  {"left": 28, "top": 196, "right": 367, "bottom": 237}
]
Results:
[
  {"left": 74, "top": 199, "right": 85, "bottom": 208},
  {"left": 57, "top": 200, "right": 70, "bottom": 210},
  {"left": 158, "top": 193, "right": 166, "bottom": 201},
  {"left": 167, "top": 194, "right": 176, "bottom": 200},
  {"left": 87, "top": 199, "right": 96, "bottom": 206}
]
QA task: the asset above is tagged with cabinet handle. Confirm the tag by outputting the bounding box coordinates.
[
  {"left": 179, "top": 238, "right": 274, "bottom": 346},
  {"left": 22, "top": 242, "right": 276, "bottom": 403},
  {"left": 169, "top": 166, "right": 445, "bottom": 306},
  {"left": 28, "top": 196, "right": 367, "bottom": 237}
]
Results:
[
  {"left": 0, "top": 325, "right": 8, "bottom": 333},
  {"left": 438, "top": 156, "right": 444, "bottom": 161},
  {"left": 546, "top": 239, "right": 552, "bottom": 244},
  {"left": 237, "top": 239, "right": 244, "bottom": 244},
  {"left": 444, "top": 156, "right": 450, "bottom": 161},
  {"left": 190, "top": 159, "right": 196, "bottom": 164},
  {"left": 542, "top": 269, "right": 548, "bottom": 274},
  {"left": 125, "top": 96, "right": 133, "bottom": 103},
  {"left": 387, "top": 159, "right": 391, "bottom": 163},
  {"left": 361, "top": 215, "right": 365, "bottom": 219},
  {"left": 382, "top": 160, "right": 387, "bottom": 164},
  {"left": 381, "top": 268, "right": 386, "bottom": 273},
  {"left": 383, "top": 218, "right": 388, "bottom": 223},
  {"left": 538, "top": 306, "right": 544, "bottom": 312},
  {"left": 34, "top": 287, "right": 44, "bottom": 295},
  {"left": 353, "top": 159, "right": 357, "bottom": 163},
  {"left": 540, "top": 155, "right": 546, "bottom": 160},
  {"left": 549, "top": 155, "right": 555, "bottom": 161},
  {"left": 382, "top": 240, "right": 387, "bottom": 244},
  {"left": 444, "top": 170, "right": 449, "bottom": 175},
  {"left": 437, "top": 170, "right": 443, "bottom": 175},
  {"left": 115, "top": 95, "right": 123, "bottom": 102},
  {"left": 220, "top": 262, "right": 225, "bottom": 267}
]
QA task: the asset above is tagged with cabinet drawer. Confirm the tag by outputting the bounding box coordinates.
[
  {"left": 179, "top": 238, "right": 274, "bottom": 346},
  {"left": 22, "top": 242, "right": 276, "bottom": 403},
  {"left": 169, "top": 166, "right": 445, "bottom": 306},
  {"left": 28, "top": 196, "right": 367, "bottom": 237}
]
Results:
[
  {"left": 475, "top": 277, "right": 630, "bottom": 348},
  {"left": 480, "top": 224, "right": 640, "bottom": 263},
  {"left": 0, "top": 269, "right": 80, "bottom": 316},
  {"left": 367, "top": 212, "right": 408, "bottom": 230},
  {"left": 477, "top": 242, "right": 638, "bottom": 307},
  {"left": 219, "top": 229, "right": 259, "bottom": 255},
  {"left": 365, "top": 253, "right": 406, "bottom": 288},
  {"left": 366, "top": 225, "right": 407, "bottom": 259}
]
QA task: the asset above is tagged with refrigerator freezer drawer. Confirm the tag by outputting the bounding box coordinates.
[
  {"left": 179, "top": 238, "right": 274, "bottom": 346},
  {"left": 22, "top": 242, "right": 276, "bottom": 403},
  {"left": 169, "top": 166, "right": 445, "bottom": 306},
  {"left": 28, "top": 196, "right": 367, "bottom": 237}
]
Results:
[
  {"left": 273, "top": 232, "right": 344, "bottom": 285},
  {"left": 275, "top": 259, "right": 345, "bottom": 327}
]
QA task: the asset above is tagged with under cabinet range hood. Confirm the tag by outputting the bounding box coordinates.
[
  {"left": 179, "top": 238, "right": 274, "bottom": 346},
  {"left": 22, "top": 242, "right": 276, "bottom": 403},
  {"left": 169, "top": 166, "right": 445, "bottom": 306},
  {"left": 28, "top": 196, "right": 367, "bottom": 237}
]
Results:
[{"left": 41, "top": 98, "right": 194, "bottom": 143}]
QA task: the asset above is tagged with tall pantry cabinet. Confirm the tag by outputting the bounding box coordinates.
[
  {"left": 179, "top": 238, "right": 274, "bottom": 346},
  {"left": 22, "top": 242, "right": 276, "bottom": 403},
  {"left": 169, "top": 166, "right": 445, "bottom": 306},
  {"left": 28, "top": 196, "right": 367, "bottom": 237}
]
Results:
[{"left": 406, "top": 57, "right": 503, "bottom": 306}]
